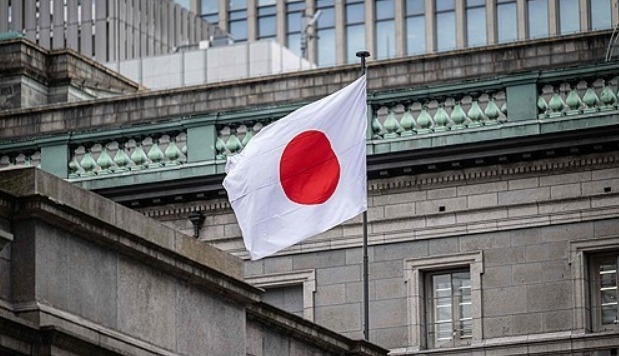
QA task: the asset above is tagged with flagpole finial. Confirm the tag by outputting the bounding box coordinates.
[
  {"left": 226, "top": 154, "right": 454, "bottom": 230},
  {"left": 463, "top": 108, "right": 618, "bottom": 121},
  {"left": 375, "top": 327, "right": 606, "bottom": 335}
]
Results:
[{"left": 355, "top": 51, "right": 370, "bottom": 76}]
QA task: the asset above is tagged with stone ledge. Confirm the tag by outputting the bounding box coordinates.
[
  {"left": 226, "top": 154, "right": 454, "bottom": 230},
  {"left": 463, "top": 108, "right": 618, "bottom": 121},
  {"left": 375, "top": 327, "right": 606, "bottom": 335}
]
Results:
[
  {"left": 0, "top": 167, "right": 260, "bottom": 303},
  {"left": 246, "top": 301, "right": 389, "bottom": 356}
]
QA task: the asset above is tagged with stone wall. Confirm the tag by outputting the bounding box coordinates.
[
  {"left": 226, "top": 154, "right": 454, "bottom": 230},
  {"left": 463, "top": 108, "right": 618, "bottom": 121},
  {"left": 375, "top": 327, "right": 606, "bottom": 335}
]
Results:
[
  {"left": 0, "top": 31, "right": 611, "bottom": 139},
  {"left": 146, "top": 149, "right": 619, "bottom": 354},
  {"left": 0, "top": 168, "right": 388, "bottom": 356}
]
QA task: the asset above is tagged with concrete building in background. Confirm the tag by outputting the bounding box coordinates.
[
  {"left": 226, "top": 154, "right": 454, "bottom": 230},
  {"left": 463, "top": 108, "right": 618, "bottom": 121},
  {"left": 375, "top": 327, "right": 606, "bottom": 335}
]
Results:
[
  {"left": 3, "top": 28, "right": 619, "bottom": 355},
  {"left": 173, "top": 0, "right": 619, "bottom": 67},
  {"left": 0, "top": 0, "right": 225, "bottom": 63},
  {"left": 108, "top": 39, "right": 314, "bottom": 90}
]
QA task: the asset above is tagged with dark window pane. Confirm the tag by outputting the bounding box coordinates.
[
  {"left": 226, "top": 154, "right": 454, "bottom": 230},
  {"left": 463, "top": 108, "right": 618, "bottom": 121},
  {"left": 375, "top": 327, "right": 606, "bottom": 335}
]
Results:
[
  {"left": 376, "top": 20, "right": 395, "bottom": 59},
  {"left": 346, "top": 3, "right": 365, "bottom": 23},
  {"left": 559, "top": 0, "right": 580, "bottom": 34},
  {"left": 497, "top": 2, "right": 517, "bottom": 43},
  {"left": 376, "top": 0, "right": 394, "bottom": 20},
  {"left": 467, "top": 6, "right": 486, "bottom": 46},
  {"left": 406, "top": 0, "right": 425, "bottom": 15},
  {"left": 317, "top": 7, "right": 335, "bottom": 28},
  {"left": 591, "top": 0, "right": 612, "bottom": 30},
  {"left": 528, "top": 0, "right": 548, "bottom": 38},
  {"left": 230, "top": 20, "right": 247, "bottom": 41},
  {"left": 467, "top": 0, "right": 485, "bottom": 6},
  {"left": 346, "top": 24, "right": 365, "bottom": 63},
  {"left": 258, "top": 16, "right": 276, "bottom": 38},
  {"left": 317, "top": 28, "right": 336, "bottom": 66},
  {"left": 288, "top": 32, "right": 302, "bottom": 56},
  {"left": 230, "top": 9, "right": 247, "bottom": 20},
  {"left": 436, "top": 11, "right": 455, "bottom": 51},
  {"left": 202, "top": 1, "right": 219, "bottom": 14},
  {"left": 230, "top": 0, "right": 247, "bottom": 10},
  {"left": 436, "top": 0, "right": 455, "bottom": 11},
  {"left": 407, "top": 16, "right": 425, "bottom": 54}
]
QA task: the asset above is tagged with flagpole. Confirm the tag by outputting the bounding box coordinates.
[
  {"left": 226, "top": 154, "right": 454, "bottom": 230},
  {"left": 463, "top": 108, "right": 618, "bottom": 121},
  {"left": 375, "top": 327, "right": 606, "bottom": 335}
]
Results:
[{"left": 356, "top": 50, "right": 370, "bottom": 341}]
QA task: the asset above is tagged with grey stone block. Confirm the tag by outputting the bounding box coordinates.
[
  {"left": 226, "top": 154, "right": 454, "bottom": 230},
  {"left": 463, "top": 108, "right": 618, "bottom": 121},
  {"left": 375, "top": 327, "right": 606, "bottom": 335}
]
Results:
[
  {"left": 483, "top": 266, "right": 513, "bottom": 288},
  {"left": 315, "top": 284, "right": 346, "bottom": 306},
  {"left": 485, "top": 246, "right": 526, "bottom": 267},
  {"left": 429, "top": 237, "right": 460, "bottom": 255},
  {"left": 550, "top": 183, "right": 582, "bottom": 199},
  {"left": 176, "top": 280, "right": 245, "bottom": 356},
  {"left": 317, "top": 265, "right": 361, "bottom": 285},
  {"left": 245, "top": 260, "right": 264, "bottom": 277},
  {"left": 369, "top": 326, "right": 409, "bottom": 351},
  {"left": 542, "top": 222, "right": 593, "bottom": 242},
  {"left": 460, "top": 231, "right": 510, "bottom": 251},
  {"left": 511, "top": 227, "right": 542, "bottom": 247},
  {"left": 369, "top": 260, "right": 404, "bottom": 280},
  {"left": 373, "top": 241, "right": 428, "bottom": 262},
  {"left": 525, "top": 242, "right": 567, "bottom": 262},
  {"left": 512, "top": 263, "right": 541, "bottom": 285},
  {"left": 539, "top": 171, "right": 592, "bottom": 186},
  {"left": 527, "top": 282, "right": 571, "bottom": 312},
  {"left": 416, "top": 197, "right": 467, "bottom": 215},
  {"left": 264, "top": 256, "right": 293, "bottom": 274},
  {"left": 508, "top": 177, "right": 539, "bottom": 190},
  {"left": 467, "top": 193, "right": 498, "bottom": 209},
  {"left": 314, "top": 303, "right": 361, "bottom": 332},
  {"left": 117, "top": 256, "right": 176, "bottom": 350},
  {"left": 384, "top": 202, "right": 415, "bottom": 219},
  {"left": 483, "top": 287, "right": 527, "bottom": 317},
  {"left": 484, "top": 316, "right": 513, "bottom": 338},
  {"left": 541, "top": 260, "right": 569, "bottom": 282},
  {"left": 293, "top": 250, "right": 346, "bottom": 270},
  {"left": 543, "top": 309, "right": 573, "bottom": 332},
  {"left": 513, "top": 313, "right": 542, "bottom": 335},
  {"left": 594, "top": 218, "right": 619, "bottom": 237},
  {"left": 427, "top": 187, "right": 457, "bottom": 200},
  {"left": 345, "top": 282, "right": 364, "bottom": 303},
  {"left": 498, "top": 187, "right": 550, "bottom": 205},
  {"left": 374, "top": 278, "right": 406, "bottom": 300}
]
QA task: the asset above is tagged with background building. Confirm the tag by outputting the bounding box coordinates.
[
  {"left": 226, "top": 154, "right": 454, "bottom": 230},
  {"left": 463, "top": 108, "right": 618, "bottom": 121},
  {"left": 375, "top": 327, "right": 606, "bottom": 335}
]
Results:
[
  {"left": 3, "top": 27, "right": 619, "bottom": 355},
  {"left": 0, "top": 0, "right": 225, "bottom": 63},
  {"left": 174, "top": 0, "right": 619, "bottom": 67}
]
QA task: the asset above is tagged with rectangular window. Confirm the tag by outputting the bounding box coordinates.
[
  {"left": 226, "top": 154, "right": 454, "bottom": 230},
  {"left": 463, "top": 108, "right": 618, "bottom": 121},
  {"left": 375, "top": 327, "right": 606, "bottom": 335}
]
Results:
[
  {"left": 258, "top": 4, "right": 277, "bottom": 40},
  {"left": 405, "top": 251, "right": 482, "bottom": 350},
  {"left": 346, "top": 0, "right": 365, "bottom": 63},
  {"left": 375, "top": 0, "right": 395, "bottom": 59},
  {"left": 466, "top": 0, "right": 486, "bottom": 47},
  {"left": 527, "top": 0, "right": 548, "bottom": 38},
  {"left": 263, "top": 284, "right": 305, "bottom": 317},
  {"left": 591, "top": 254, "right": 619, "bottom": 330},
  {"left": 406, "top": 0, "right": 425, "bottom": 55},
  {"left": 201, "top": 0, "right": 219, "bottom": 24},
  {"left": 287, "top": 0, "right": 305, "bottom": 57},
  {"left": 591, "top": 0, "right": 612, "bottom": 30},
  {"left": 229, "top": 9, "right": 248, "bottom": 42},
  {"left": 497, "top": 0, "right": 517, "bottom": 43},
  {"left": 426, "top": 270, "right": 472, "bottom": 348},
  {"left": 558, "top": 0, "right": 580, "bottom": 34},
  {"left": 316, "top": 0, "right": 336, "bottom": 66},
  {"left": 435, "top": 0, "right": 455, "bottom": 51}
]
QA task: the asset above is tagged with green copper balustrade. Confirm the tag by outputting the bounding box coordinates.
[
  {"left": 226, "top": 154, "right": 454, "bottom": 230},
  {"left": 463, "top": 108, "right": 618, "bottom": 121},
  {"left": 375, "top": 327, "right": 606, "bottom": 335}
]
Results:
[
  {"left": 537, "top": 77, "right": 619, "bottom": 118},
  {"left": 369, "top": 91, "right": 508, "bottom": 139},
  {"left": 68, "top": 132, "right": 188, "bottom": 178},
  {"left": 0, "top": 150, "right": 41, "bottom": 169},
  {"left": 215, "top": 120, "right": 272, "bottom": 159}
]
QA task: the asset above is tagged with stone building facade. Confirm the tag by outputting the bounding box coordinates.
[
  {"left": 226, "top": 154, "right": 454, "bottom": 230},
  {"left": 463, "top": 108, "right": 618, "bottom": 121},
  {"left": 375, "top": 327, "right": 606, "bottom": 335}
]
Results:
[
  {"left": 0, "top": 167, "right": 387, "bottom": 356},
  {"left": 2, "top": 30, "right": 619, "bottom": 355}
]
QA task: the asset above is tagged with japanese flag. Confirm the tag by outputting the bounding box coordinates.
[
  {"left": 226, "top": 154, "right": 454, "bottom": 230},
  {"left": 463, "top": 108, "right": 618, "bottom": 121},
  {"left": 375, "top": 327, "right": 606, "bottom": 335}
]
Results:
[{"left": 223, "top": 75, "right": 367, "bottom": 260}]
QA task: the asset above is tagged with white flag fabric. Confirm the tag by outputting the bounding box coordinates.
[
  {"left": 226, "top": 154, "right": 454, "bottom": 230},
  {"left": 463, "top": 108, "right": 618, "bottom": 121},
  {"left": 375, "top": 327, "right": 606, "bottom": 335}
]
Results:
[{"left": 223, "top": 75, "right": 367, "bottom": 260}]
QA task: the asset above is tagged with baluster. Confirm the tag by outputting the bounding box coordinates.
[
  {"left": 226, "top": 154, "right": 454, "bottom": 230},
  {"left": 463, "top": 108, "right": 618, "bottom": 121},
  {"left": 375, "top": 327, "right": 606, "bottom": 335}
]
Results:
[
  {"left": 147, "top": 137, "right": 165, "bottom": 168},
  {"left": 97, "top": 145, "right": 114, "bottom": 174},
  {"left": 582, "top": 81, "right": 600, "bottom": 114},
  {"left": 371, "top": 105, "right": 385, "bottom": 139},
  {"left": 600, "top": 79, "right": 617, "bottom": 111},
  {"left": 399, "top": 105, "right": 416, "bottom": 136},
  {"left": 450, "top": 100, "right": 467, "bottom": 130},
  {"left": 565, "top": 82, "right": 582, "bottom": 116},
  {"left": 383, "top": 108, "right": 401, "bottom": 138},
  {"left": 165, "top": 139, "right": 182, "bottom": 165},
  {"left": 130, "top": 142, "right": 149, "bottom": 170},
  {"left": 433, "top": 102, "right": 449, "bottom": 132},
  {"left": 468, "top": 99, "right": 485, "bottom": 127},
  {"left": 416, "top": 105, "right": 433, "bottom": 134},
  {"left": 114, "top": 143, "right": 131, "bottom": 172},
  {"left": 215, "top": 137, "right": 228, "bottom": 159},
  {"left": 68, "top": 156, "right": 81, "bottom": 178},
  {"left": 80, "top": 150, "right": 97, "bottom": 175}
]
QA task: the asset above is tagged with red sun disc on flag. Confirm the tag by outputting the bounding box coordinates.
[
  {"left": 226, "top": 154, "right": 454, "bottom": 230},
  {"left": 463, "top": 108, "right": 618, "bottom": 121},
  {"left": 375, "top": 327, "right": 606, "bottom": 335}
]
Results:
[{"left": 279, "top": 130, "right": 341, "bottom": 205}]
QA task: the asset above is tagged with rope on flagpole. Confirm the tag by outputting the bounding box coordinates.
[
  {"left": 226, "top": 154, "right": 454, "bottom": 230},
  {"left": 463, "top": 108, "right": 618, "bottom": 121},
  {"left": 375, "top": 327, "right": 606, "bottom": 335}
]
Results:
[{"left": 356, "top": 50, "right": 370, "bottom": 342}]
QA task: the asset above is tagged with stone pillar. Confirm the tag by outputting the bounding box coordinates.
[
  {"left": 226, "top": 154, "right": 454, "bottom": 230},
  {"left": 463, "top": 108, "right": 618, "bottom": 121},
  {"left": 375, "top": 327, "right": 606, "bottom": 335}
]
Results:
[
  {"left": 505, "top": 78, "right": 539, "bottom": 121},
  {"left": 41, "top": 142, "right": 70, "bottom": 178},
  {"left": 186, "top": 122, "right": 217, "bottom": 163}
]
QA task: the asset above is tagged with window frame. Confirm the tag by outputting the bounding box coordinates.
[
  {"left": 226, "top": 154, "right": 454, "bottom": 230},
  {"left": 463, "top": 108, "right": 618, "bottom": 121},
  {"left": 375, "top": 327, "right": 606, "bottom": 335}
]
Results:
[
  {"left": 246, "top": 269, "right": 316, "bottom": 321},
  {"left": 405, "top": 251, "right": 483, "bottom": 351},
  {"left": 570, "top": 236, "right": 619, "bottom": 333}
]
